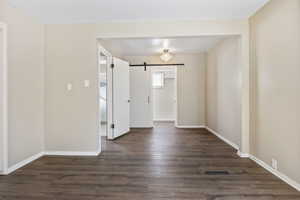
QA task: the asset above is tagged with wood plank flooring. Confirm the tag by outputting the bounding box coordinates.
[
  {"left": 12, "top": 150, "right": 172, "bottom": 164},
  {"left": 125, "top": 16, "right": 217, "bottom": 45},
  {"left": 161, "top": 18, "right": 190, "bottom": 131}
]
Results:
[{"left": 0, "top": 122, "right": 299, "bottom": 200}]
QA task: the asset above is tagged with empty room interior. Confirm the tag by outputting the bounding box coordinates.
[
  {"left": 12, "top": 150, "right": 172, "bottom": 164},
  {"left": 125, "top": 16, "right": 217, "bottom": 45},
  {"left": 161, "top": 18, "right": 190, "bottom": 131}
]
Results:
[{"left": 0, "top": 0, "right": 300, "bottom": 199}]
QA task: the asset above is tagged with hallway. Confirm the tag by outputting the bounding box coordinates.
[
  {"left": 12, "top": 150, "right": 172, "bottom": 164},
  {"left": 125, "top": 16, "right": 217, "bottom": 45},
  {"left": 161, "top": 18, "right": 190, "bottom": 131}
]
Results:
[{"left": 0, "top": 122, "right": 299, "bottom": 199}]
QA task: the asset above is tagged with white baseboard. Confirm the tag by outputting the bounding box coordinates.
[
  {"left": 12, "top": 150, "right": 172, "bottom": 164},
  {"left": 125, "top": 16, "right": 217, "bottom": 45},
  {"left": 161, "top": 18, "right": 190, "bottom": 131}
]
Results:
[
  {"left": 237, "top": 151, "right": 250, "bottom": 158},
  {"left": 2, "top": 141, "right": 300, "bottom": 192},
  {"left": 205, "top": 126, "right": 239, "bottom": 150},
  {"left": 205, "top": 126, "right": 300, "bottom": 191},
  {"left": 3, "top": 149, "right": 101, "bottom": 175},
  {"left": 44, "top": 151, "right": 101, "bottom": 156},
  {"left": 6, "top": 152, "right": 44, "bottom": 175},
  {"left": 153, "top": 119, "right": 175, "bottom": 122},
  {"left": 130, "top": 126, "right": 154, "bottom": 128},
  {"left": 250, "top": 155, "right": 300, "bottom": 192},
  {"left": 176, "top": 125, "right": 205, "bottom": 129}
]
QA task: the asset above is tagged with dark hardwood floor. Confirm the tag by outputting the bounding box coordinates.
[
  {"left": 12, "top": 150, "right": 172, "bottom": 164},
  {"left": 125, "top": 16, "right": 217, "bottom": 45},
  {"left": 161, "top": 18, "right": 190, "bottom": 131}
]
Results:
[{"left": 0, "top": 122, "right": 299, "bottom": 200}]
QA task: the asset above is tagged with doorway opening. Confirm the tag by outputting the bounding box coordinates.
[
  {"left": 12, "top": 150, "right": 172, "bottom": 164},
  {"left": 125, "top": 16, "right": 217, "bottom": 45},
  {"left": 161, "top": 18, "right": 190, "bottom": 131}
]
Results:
[
  {"left": 152, "top": 66, "right": 177, "bottom": 128},
  {"left": 99, "top": 35, "right": 246, "bottom": 153},
  {"left": 98, "top": 45, "right": 114, "bottom": 144},
  {"left": 99, "top": 52, "right": 108, "bottom": 138},
  {"left": 97, "top": 44, "right": 130, "bottom": 143}
]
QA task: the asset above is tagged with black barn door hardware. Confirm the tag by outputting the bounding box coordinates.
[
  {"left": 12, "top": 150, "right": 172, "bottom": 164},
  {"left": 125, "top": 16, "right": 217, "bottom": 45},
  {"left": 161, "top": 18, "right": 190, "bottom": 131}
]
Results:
[{"left": 129, "top": 62, "right": 184, "bottom": 71}]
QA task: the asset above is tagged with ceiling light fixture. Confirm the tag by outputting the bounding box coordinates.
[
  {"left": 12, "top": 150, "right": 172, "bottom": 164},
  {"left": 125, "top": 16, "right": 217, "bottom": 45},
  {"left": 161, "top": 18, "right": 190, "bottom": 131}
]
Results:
[{"left": 160, "top": 49, "right": 173, "bottom": 62}]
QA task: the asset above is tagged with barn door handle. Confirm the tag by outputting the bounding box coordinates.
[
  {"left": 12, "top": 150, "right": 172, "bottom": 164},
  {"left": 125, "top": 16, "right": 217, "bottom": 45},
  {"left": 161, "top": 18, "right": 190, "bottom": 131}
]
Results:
[{"left": 147, "top": 96, "right": 150, "bottom": 104}]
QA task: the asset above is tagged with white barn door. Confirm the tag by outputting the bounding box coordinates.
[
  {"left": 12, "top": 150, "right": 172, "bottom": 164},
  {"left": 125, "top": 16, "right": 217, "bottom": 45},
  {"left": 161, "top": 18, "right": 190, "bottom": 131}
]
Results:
[
  {"left": 111, "top": 57, "right": 130, "bottom": 139},
  {"left": 130, "top": 67, "right": 153, "bottom": 128}
]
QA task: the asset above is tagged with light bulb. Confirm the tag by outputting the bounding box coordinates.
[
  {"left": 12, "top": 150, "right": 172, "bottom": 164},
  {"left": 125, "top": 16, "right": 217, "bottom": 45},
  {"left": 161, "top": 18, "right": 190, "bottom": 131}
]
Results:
[{"left": 160, "top": 49, "right": 173, "bottom": 62}]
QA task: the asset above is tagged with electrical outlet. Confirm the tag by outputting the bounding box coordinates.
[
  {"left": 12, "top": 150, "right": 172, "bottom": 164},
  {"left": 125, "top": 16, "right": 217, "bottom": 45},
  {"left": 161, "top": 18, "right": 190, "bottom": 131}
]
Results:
[{"left": 272, "top": 158, "right": 278, "bottom": 170}]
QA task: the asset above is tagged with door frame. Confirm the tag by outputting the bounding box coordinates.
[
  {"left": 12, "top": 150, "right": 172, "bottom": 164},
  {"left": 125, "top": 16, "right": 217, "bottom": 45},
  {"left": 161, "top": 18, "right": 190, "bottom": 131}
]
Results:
[
  {"left": 97, "top": 45, "right": 114, "bottom": 147},
  {"left": 151, "top": 66, "right": 178, "bottom": 126},
  {"left": 0, "top": 22, "right": 8, "bottom": 175},
  {"left": 174, "top": 67, "right": 178, "bottom": 127},
  {"left": 97, "top": 31, "right": 250, "bottom": 156}
]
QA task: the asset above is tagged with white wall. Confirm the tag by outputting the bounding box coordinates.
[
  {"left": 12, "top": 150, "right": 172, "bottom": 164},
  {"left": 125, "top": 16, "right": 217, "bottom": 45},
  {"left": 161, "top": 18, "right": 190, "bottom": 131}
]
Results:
[
  {"left": 45, "top": 24, "right": 99, "bottom": 152},
  {"left": 1, "top": 0, "right": 45, "bottom": 167},
  {"left": 152, "top": 70, "right": 176, "bottom": 121},
  {"left": 125, "top": 54, "right": 206, "bottom": 126},
  {"left": 250, "top": 0, "right": 300, "bottom": 184},
  {"left": 206, "top": 37, "right": 242, "bottom": 148}
]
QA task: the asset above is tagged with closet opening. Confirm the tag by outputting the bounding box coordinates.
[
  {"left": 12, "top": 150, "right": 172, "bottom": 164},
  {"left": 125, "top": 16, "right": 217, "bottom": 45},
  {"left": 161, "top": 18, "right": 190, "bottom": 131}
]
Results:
[{"left": 151, "top": 66, "right": 178, "bottom": 128}]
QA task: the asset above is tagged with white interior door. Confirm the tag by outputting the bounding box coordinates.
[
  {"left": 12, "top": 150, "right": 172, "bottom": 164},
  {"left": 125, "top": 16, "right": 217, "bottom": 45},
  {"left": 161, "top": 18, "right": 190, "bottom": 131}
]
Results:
[
  {"left": 112, "top": 57, "right": 130, "bottom": 138},
  {"left": 130, "top": 67, "right": 153, "bottom": 128}
]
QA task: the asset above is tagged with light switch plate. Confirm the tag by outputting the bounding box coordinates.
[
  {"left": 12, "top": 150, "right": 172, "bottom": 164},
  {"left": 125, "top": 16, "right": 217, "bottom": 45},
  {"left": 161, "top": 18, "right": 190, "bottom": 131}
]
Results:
[
  {"left": 272, "top": 158, "right": 278, "bottom": 170},
  {"left": 84, "top": 80, "right": 90, "bottom": 88},
  {"left": 67, "top": 83, "right": 72, "bottom": 91}
]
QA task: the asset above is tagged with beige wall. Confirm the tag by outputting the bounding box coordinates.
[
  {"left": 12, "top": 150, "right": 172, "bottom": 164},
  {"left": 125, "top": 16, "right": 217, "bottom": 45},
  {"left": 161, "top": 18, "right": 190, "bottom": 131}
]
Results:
[
  {"left": 206, "top": 37, "right": 242, "bottom": 148},
  {"left": 125, "top": 54, "right": 206, "bottom": 126},
  {"left": 250, "top": 0, "right": 300, "bottom": 183},
  {"left": 1, "top": 0, "right": 45, "bottom": 167},
  {"left": 45, "top": 24, "right": 99, "bottom": 152}
]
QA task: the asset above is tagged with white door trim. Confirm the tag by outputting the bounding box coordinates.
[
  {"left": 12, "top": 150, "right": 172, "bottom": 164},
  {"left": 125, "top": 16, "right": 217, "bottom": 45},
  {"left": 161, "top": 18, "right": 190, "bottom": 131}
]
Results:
[
  {"left": 97, "top": 44, "right": 114, "bottom": 150},
  {"left": 0, "top": 22, "right": 8, "bottom": 175}
]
